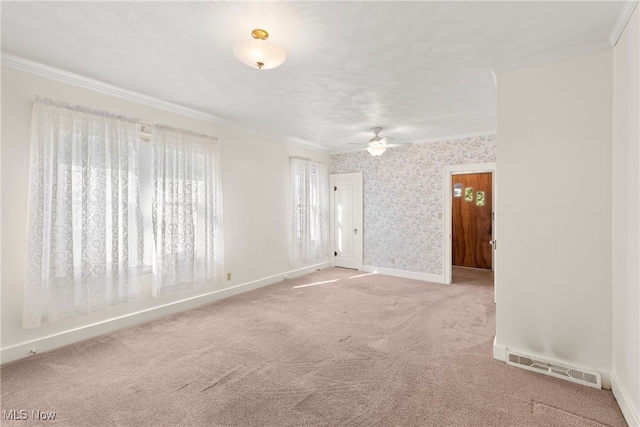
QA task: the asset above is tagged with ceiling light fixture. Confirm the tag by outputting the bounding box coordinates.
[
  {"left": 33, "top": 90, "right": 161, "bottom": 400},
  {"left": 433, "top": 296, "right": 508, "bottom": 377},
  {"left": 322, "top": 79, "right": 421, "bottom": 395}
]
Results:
[
  {"left": 233, "top": 29, "right": 286, "bottom": 70},
  {"left": 366, "top": 145, "right": 386, "bottom": 156}
]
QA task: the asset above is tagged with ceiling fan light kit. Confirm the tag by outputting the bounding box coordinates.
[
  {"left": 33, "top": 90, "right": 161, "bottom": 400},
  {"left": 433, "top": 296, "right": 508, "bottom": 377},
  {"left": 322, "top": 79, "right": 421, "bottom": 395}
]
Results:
[
  {"left": 351, "top": 127, "right": 413, "bottom": 156},
  {"left": 366, "top": 145, "right": 387, "bottom": 156},
  {"left": 233, "top": 29, "right": 287, "bottom": 70}
]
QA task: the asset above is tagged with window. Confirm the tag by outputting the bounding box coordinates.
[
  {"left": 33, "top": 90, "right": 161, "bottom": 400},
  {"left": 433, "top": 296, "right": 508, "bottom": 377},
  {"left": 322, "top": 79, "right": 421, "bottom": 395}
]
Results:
[
  {"left": 151, "top": 126, "right": 224, "bottom": 295},
  {"left": 25, "top": 99, "right": 224, "bottom": 328},
  {"left": 24, "top": 99, "right": 144, "bottom": 328},
  {"left": 289, "top": 157, "right": 330, "bottom": 265}
]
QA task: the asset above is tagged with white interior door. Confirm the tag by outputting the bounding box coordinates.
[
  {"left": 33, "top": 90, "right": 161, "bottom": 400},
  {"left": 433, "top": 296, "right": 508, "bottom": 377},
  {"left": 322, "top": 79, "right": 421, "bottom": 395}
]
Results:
[{"left": 330, "top": 173, "right": 363, "bottom": 270}]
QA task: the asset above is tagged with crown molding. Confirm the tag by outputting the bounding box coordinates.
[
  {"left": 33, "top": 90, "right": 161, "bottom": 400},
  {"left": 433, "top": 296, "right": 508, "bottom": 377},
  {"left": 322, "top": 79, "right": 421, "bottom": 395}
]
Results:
[
  {"left": 284, "top": 137, "right": 331, "bottom": 153},
  {"left": 329, "top": 146, "right": 369, "bottom": 156},
  {"left": 609, "top": 1, "right": 638, "bottom": 46},
  {"left": 491, "top": 1, "right": 638, "bottom": 74},
  {"left": 1, "top": 53, "right": 332, "bottom": 152},
  {"left": 1, "top": 53, "right": 226, "bottom": 125},
  {"left": 493, "top": 1, "right": 639, "bottom": 74},
  {"left": 416, "top": 130, "right": 497, "bottom": 145},
  {"left": 491, "top": 40, "right": 613, "bottom": 74}
]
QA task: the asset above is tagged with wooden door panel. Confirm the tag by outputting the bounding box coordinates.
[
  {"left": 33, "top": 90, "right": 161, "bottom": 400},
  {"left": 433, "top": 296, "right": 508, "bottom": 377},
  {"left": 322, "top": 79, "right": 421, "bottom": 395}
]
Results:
[{"left": 452, "top": 173, "right": 492, "bottom": 269}]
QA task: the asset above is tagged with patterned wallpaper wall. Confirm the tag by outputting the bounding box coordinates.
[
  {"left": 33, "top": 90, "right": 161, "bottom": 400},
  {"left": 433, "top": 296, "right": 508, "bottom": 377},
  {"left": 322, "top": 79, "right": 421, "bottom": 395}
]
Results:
[{"left": 330, "top": 135, "right": 497, "bottom": 277}]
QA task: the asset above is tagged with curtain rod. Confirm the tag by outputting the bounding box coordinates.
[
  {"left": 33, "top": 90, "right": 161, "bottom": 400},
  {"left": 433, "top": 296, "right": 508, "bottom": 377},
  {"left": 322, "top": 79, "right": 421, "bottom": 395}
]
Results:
[
  {"left": 35, "top": 96, "right": 140, "bottom": 124},
  {"left": 289, "top": 155, "right": 326, "bottom": 165},
  {"left": 34, "top": 97, "right": 215, "bottom": 144}
]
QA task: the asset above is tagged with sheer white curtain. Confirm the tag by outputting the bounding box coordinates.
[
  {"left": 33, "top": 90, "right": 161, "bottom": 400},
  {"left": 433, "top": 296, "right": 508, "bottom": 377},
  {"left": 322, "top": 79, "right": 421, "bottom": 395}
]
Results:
[
  {"left": 290, "top": 158, "right": 330, "bottom": 265},
  {"left": 152, "top": 126, "right": 224, "bottom": 295},
  {"left": 24, "top": 99, "right": 144, "bottom": 329}
]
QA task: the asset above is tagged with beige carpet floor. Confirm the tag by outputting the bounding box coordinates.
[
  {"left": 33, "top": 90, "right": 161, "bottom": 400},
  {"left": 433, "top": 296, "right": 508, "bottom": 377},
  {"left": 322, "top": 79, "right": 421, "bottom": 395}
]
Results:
[{"left": 0, "top": 267, "right": 627, "bottom": 426}]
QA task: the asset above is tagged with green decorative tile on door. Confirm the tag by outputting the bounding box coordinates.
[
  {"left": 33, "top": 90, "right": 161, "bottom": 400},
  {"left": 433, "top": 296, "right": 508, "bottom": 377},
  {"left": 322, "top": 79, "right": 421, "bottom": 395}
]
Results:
[{"left": 465, "top": 187, "right": 473, "bottom": 202}]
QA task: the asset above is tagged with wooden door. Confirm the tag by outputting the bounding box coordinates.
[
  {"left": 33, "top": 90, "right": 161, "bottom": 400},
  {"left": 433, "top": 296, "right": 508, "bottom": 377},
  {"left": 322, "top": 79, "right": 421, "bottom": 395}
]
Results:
[{"left": 452, "top": 173, "right": 492, "bottom": 269}]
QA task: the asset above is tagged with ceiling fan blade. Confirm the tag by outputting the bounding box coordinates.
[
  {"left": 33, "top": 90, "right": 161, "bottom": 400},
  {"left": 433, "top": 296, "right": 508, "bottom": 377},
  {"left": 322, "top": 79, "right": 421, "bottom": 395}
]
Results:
[{"left": 348, "top": 131, "right": 411, "bottom": 149}]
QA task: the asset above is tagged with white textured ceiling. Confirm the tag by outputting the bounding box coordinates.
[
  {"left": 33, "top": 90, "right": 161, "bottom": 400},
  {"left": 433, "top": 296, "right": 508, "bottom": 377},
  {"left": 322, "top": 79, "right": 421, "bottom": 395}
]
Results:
[{"left": 1, "top": 1, "right": 635, "bottom": 152}]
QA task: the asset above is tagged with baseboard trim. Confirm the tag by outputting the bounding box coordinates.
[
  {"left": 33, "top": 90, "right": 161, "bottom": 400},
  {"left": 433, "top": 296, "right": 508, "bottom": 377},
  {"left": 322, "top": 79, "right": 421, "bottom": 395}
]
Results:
[
  {"left": 492, "top": 337, "right": 507, "bottom": 361},
  {"left": 1, "top": 262, "right": 331, "bottom": 365},
  {"left": 611, "top": 371, "right": 640, "bottom": 427},
  {"left": 600, "top": 371, "right": 612, "bottom": 390},
  {"left": 362, "top": 265, "right": 445, "bottom": 284}
]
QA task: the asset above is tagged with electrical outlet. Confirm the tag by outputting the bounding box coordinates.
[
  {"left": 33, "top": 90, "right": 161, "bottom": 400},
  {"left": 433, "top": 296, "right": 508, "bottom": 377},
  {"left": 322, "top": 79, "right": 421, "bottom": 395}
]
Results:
[
  {"left": 226, "top": 273, "right": 231, "bottom": 281},
  {"left": 437, "top": 212, "right": 443, "bottom": 220},
  {"left": 390, "top": 257, "right": 395, "bottom": 264}
]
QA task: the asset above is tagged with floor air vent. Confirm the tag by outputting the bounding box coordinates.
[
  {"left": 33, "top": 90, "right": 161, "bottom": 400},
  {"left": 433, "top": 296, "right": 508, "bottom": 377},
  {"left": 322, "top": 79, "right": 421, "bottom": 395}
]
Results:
[{"left": 506, "top": 351, "right": 601, "bottom": 389}]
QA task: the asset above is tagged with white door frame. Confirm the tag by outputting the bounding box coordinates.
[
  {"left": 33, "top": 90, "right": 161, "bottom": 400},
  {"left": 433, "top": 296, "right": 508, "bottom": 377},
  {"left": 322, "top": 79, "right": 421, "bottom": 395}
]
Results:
[
  {"left": 330, "top": 172, "right": 364, "bottom": 270},
  {"left": 443, "top": 162, "right": 497, "bottom": 296}
]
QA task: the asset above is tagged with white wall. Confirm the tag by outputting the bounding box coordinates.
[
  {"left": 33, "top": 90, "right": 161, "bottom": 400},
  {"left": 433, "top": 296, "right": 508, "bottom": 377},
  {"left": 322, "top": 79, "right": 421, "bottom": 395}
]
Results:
[
  {"left": 612, "top": 5, "right": 640, "bottom": 425},
  {"left": 495, "top": 49, "right": 613, "bottom": 372},
  {"left": 1, "top": 64, "right": 330, "bottom": 363}
]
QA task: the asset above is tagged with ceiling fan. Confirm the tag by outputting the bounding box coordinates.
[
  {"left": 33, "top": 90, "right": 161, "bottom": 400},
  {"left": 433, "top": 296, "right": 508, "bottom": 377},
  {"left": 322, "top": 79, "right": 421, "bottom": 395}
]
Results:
[{"left": 350, "top": 127, "right": 413, "bottom": 156}]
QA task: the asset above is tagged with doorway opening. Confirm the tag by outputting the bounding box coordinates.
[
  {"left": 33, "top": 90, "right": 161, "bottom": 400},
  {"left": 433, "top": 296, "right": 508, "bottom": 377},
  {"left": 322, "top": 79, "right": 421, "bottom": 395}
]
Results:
[{"left": 443, "top": 163, "right": 496, "bottom": 294}]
